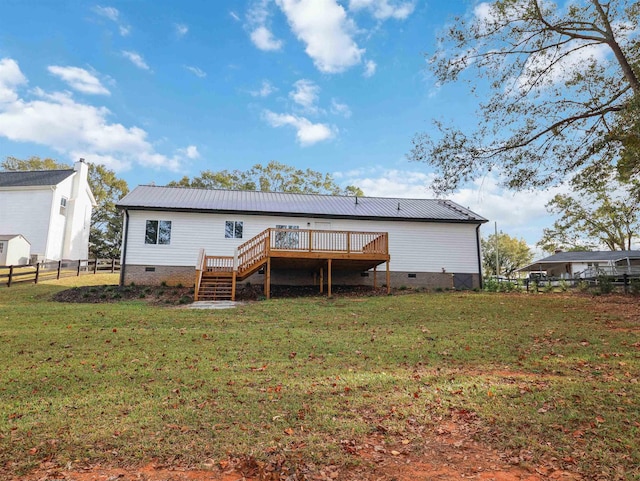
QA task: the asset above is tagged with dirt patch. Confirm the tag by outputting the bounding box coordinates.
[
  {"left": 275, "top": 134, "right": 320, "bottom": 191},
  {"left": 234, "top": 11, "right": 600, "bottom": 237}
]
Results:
[{"left": 15, "top": 419, "right": 580, "bottom": 480}]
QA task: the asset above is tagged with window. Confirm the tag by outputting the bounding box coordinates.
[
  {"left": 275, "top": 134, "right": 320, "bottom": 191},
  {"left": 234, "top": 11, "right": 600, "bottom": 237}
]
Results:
[
  {"left": 60, "top": 197, "right": 68, "bottom": 216},
  {"left": 145, "top": 220, "right": 171, "bottom": 245},
  {"left": 0, "top": 242, "right": 4, "bottom": 254},
  {"left": 225, "top": 221, "right": 243, "bottom": 239},
  {"left": 275, "top": 225, "right": 299, "bottom": 249}
]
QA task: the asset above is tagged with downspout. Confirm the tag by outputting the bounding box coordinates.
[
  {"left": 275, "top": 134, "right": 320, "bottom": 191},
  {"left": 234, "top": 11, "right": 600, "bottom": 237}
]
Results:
[
  {"left": 475, "top": 224, "right": 483, "bottom": 290},
  {"left": 119, "top": 209, "right": 130, "bottom": 286}
]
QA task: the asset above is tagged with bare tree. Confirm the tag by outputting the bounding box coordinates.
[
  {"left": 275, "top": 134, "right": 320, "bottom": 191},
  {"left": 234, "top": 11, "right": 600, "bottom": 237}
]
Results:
[{"left": 409, "top": 0, "right": 640, "bottom": 192}]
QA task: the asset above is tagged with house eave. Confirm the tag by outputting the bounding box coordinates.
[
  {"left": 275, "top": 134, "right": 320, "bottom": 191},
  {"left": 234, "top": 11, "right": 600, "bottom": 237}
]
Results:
[{"left": 115, "top": 204, "right": 488, "bottom": 224}]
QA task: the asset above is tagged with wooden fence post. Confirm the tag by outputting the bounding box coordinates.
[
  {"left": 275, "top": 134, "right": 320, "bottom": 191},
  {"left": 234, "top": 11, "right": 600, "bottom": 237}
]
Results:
[
  {"left": 623, "top": 274, "right": 629, "bottom": 294},
  {"left": 8, "top": 265, "right": 13, "bottom": 287},
  {"left": 93, "top": 259, "right": 98, "bottom": 274},
  {"left": 77, "top": 259, "right": 81, "bottom": 276},
  {"left": 111, "top": 258, "right": 116, "bottom": 273},
  {"left": 35, "top": 263, "right": 40, "bottom": 284},
  {"left": 57, "top": 260, "right": 62, "bottom": 279}
]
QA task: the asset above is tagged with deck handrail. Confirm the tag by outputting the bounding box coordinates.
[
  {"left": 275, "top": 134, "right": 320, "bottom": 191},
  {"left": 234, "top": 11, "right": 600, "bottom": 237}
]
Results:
[
  {"left": 194, "top": 248, "right": 205, "bottom": 301},
  {"left": 268, "top": 228, "right": 388, "bottom": 255},
  {"left": 237, "top": 228, "right": 271, "bottom": 275}
]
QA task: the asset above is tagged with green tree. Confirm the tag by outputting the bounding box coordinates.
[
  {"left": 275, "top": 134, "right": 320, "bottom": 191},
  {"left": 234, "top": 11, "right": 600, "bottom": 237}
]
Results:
[
  {"left": 168, "top": 160, "right": 364, "bottom": 196},
  {"left": 409, "top": 0, "right": 640, "bottom": 193},
  {"left": 537, "top": 180, "right": 639, "bottom": 252},
  {"left": 1, "top": 156, "right": 129, "bottom": 258},
  {"left": 482, "top": 232, "right": 533, "bottom": 277}
]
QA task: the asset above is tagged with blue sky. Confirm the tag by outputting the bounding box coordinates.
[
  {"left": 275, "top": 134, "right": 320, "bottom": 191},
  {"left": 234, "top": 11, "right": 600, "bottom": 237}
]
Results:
[{"left": 0, "top": 0, "right": 578, "bottom": 254}]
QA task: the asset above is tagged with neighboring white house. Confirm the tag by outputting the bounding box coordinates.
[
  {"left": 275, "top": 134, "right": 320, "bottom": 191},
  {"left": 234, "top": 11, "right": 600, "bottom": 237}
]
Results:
[
  {"left": 519, "top": 250, "right": 640, "bottom": 278},
  {"left": 0, "top": 234, "right": 31, "bottom": 266},
  {"left": 0, "top": 160, "right": 97, "bottom": 262},
  {"left": 117, "top": 185, "right": 488, "bottom": 292}
]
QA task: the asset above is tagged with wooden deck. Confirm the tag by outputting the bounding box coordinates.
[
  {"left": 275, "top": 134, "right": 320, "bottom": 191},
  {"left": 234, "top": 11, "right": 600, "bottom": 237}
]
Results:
[{"left": 195, "top": 228, "right": 390, "bottom": 300}]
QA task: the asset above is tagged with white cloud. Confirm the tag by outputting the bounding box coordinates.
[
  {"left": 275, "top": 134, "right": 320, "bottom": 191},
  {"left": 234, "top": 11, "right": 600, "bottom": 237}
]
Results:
[
  {"left": 185, "top": 66, "right": 206, "bottom": 78},
  {"left": 250, "top": 26, "right": 284, "bottom": 51},
  {"left": 290, "top": 79, "right": 320, "bottom": 111},
  {"left": 336, "top": 166, "right": 570, "bottom": 246},
  {"left": 250, "top": 80, "right": 277, "bottom": 97},
  {"left": 0, "top": 58, "right": 181, "bottom": 172},
  {"left": 175, "top": 23, "right": 189, "bottom": 37},
  {"left": 363, "top": 59, "right": 377, "bottom": 77},
  {"left": 348, "top": 0, "right": 415, "bottom": 20},
  {"left": 122, "top": 51, "right": 150, "bottom": 71},
  {"left": 263, "top": 110, "right": 335, "bottom": 145},
  {"left": 276, "top": 0, "right": 364, "bottom": 73},
  {"left": 94, "top": 5, "right": 131, "bottom": 36},
  {"left": 178, "top": 145, "right": 200, "bottom": 159},
  {"left": 330, "top": 99, "right": 351, "bottom": 118},
  {"left": 473, "top": 2, "right": 494, "bottom": 23},
  {"left": 0, "top": 58, "right": 27, "bottom": 104},
  {"left": 47, "top": 66, "right": 110, "bottom": 95},
  {"left": 516, "top": 42, "right": 609, "bottom": 92},
  {"left": 247, "top": 0, "right": 284, "bottom": 51}
]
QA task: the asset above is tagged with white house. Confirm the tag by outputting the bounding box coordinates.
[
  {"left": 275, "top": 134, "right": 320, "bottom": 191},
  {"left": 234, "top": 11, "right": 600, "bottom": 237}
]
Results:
[
  {"left": 117, "top": 185, "right": 487, "bottom": 298},
  {"left": 519, "top": 250, "right": 640, "bottom": 278},
  {"left": 0, "top": 160, "right": 97, "bottom": 262},
  {"left": 0, "top": 234, "right": 31, "bottom": 266}
]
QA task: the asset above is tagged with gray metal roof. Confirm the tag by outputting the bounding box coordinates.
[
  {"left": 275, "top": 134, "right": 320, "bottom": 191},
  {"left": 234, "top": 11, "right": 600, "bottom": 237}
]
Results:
[
  {"left": 0, "top": 169, "right": 75, "bottom": 187},
  {"left": 116, "top": 185, "right": 488, "bottom": 223},
  {"left": 519, "top": 250, "right": 640, "bottom": 271}
]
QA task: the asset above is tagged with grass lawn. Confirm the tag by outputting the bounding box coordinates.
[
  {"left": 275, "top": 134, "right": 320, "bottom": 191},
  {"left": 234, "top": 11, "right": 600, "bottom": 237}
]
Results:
[{"left": 0, "top": 275, "right": 638, "bottom": 479}]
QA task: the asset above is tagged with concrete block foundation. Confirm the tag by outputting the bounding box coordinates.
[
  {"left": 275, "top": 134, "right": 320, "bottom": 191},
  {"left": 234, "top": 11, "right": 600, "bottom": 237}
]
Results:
[{"left": 121, "top": 264, "right": 481, "bottom": 290}]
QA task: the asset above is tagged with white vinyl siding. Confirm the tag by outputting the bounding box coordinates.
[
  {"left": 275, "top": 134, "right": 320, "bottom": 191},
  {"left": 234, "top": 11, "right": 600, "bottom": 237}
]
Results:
[{"left": 125, "top": 210, "right": 480, "bottom": 273}]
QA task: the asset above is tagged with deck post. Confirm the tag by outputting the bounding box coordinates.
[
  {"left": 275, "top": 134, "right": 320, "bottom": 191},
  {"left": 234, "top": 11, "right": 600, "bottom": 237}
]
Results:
[
  {"left": 347, "top": 232, "right": 351, "bottom": 253},
  {"left": 373, "top": 265, "right": 377, "bottom": 289},
  {"left": 386, "top": 261, "right": 390, "bottom": 294},
  {"left": 320, "top": 267, "right": 324, "bottom": 294},
  {"left": 232, "top": 271, "right": 237, "bottom": 301},
  {"left": 265, "top": 257, "right": 271, "bottom": 299},
  {"left": 309, "top": 230, "right": 313, "bottom": 252},
  {"left": 327, "top": 258, "right": 332, "bottom": 297}
]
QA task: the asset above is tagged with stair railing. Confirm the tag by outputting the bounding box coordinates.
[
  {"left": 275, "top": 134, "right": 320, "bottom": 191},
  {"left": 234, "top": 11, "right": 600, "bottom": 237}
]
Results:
[
  {"left": 194, "top": 248, "right": 206, "bottom": 301},
  {"left": 236, "top": 228, "right": 271, "bottom": 275}
]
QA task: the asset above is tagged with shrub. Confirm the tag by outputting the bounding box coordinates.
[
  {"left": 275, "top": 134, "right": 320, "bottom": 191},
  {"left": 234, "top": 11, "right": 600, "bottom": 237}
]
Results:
[
  {"left": 577, "top": 280, "right": 590, "bottom": 292},
  {"left": 483, "top": 278, "right": 499, "bottom": 292},
  {"left": 629, "top": 279, "right": 640, "bottom": 295},
  {"left": 597, "top": 276, "right": 614, "bottom": 295},
  {"left": 559, "top": 279, "right": 568, "bottom": 292}
]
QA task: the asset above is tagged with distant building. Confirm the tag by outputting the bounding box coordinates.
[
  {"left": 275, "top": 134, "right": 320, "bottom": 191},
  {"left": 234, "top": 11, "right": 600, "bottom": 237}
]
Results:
[
  {"left": 0, "top": 234, "right": 31, "bottom": 266},
  {"left": 0, "top": 160, "right": 97, "bottom": 263},
  {"left": 519, "top": 250, "right": 640, "bottom": 278}
]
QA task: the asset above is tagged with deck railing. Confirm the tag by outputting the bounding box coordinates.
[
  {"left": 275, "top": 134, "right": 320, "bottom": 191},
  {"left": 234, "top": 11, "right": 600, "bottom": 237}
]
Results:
[
  {"left": 198, "top": 228, "right": 389, "bottom": 282},
  {"left": 205, "top": 256, "right": 235, "bottom": 272},
  {"left": 269, "top": 229, "right": 388, "bottom": 255}
]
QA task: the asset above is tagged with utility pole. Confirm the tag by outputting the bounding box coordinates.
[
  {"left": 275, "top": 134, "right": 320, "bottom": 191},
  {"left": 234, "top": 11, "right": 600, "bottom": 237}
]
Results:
[{"left": 495, "top": 221, "right": 500, "bottom": 279}]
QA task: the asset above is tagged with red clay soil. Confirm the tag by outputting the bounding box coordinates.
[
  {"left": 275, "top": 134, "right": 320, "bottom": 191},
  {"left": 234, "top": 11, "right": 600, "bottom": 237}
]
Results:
[{"left": 16, "top": 418, "right": 580, "bottom": 481}]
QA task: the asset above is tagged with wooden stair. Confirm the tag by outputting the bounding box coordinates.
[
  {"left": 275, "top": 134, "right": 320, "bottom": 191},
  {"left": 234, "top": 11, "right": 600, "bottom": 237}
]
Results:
[
  {"left": 194, "top": 228, "right": 390, "bottom": 301},
  {"left": 198, "top": 275, "right": 234, "bottom": 301}
]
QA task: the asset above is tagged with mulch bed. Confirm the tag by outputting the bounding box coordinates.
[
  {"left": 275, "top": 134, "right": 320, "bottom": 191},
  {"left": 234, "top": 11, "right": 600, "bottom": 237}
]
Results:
[{"left": 52, "top": 284, "right": 401, "bottom": 304}]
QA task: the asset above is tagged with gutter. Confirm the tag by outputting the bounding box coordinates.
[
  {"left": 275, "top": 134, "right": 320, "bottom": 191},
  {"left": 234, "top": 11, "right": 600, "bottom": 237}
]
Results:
[
  {"left": 476, "top": 224, "right": 483, "bottom": 289},
  {"left": 119, "top": 209, "right": 130, "bottom": 287}
]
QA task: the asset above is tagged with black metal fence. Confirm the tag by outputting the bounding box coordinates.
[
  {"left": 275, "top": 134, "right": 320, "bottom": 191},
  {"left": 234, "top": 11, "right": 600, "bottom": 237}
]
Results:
[{"left": 0, "top": 259, "right": 120, "bottom": 287}]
